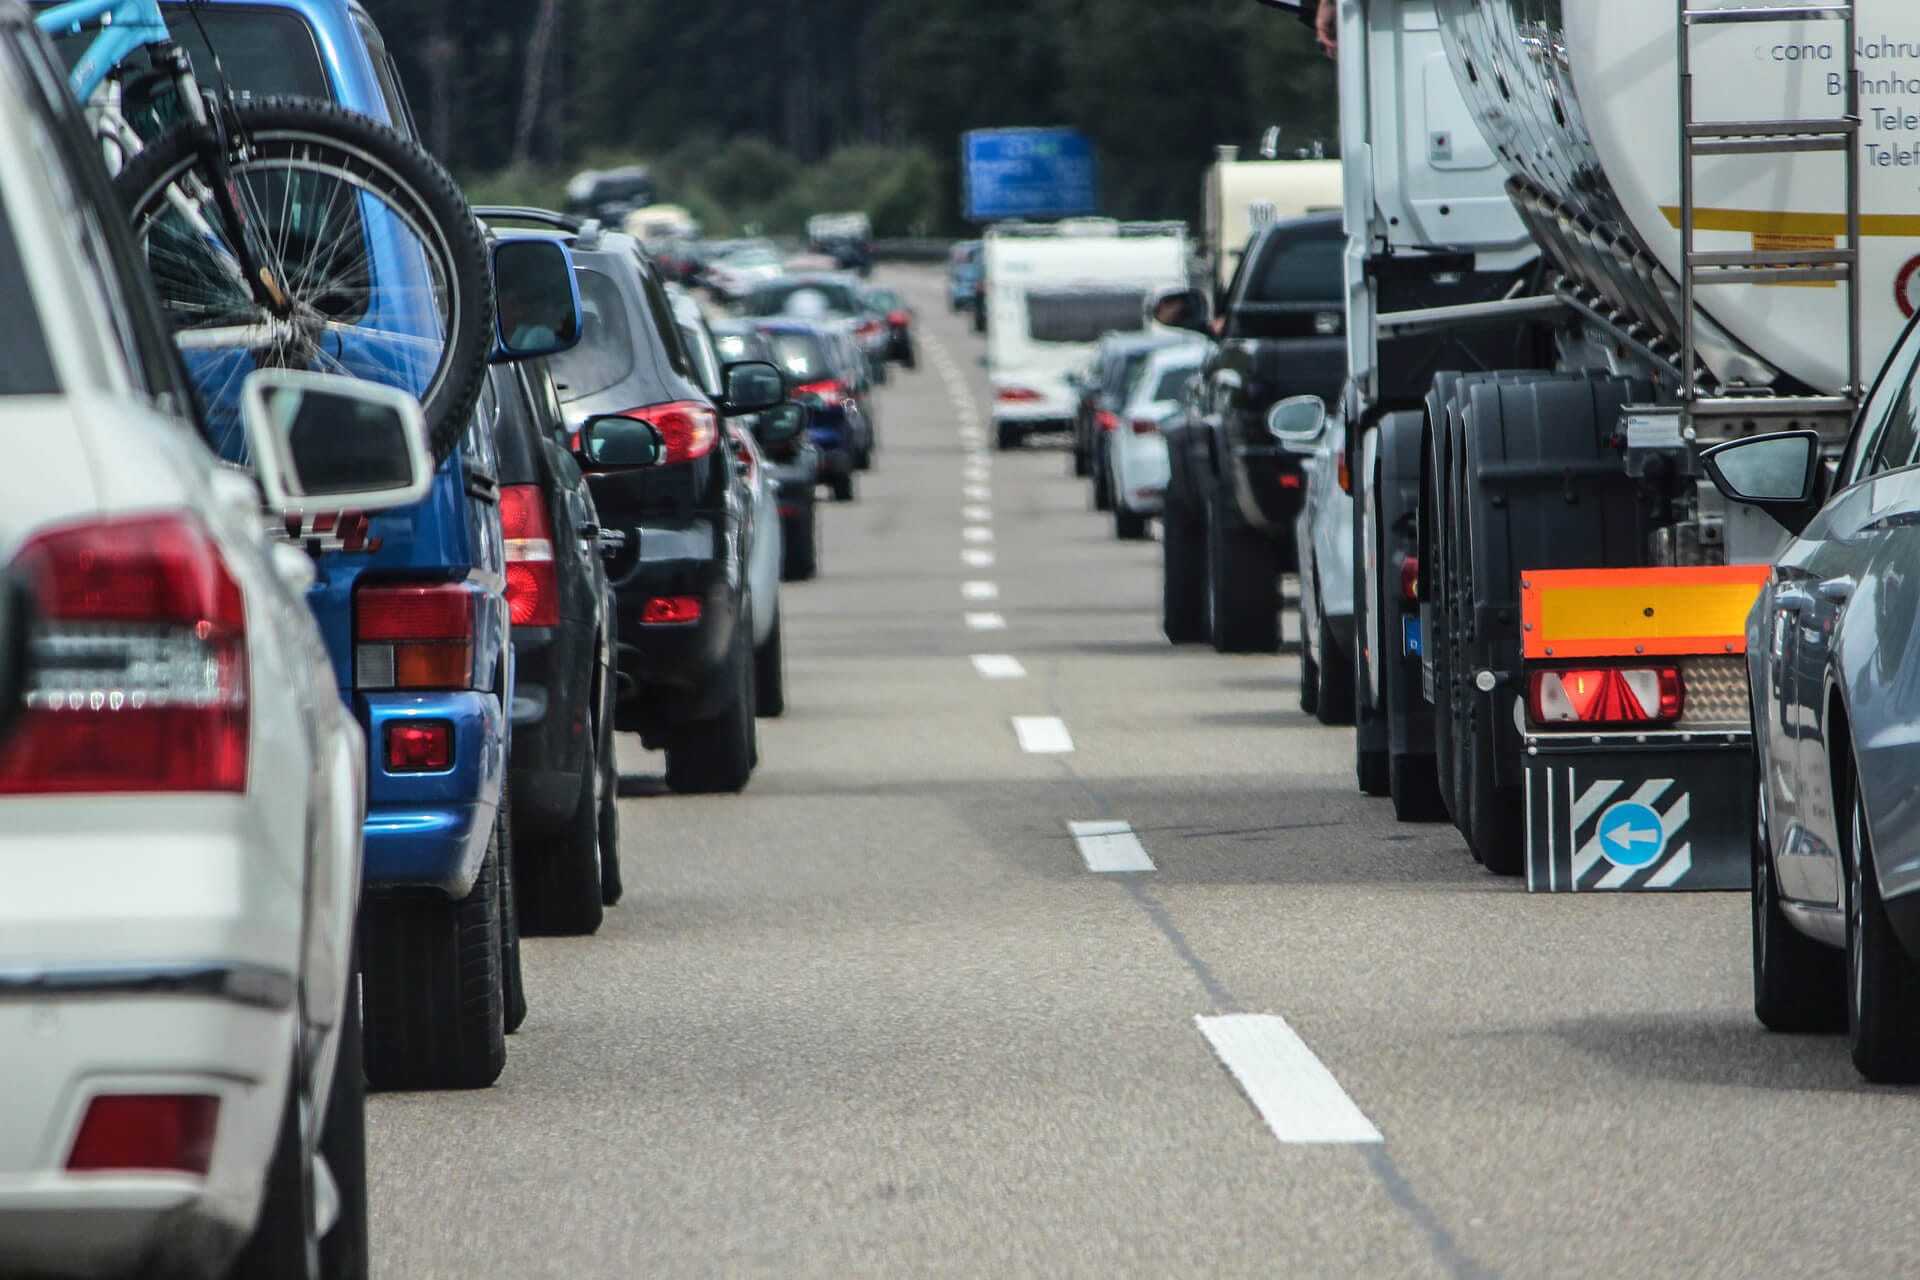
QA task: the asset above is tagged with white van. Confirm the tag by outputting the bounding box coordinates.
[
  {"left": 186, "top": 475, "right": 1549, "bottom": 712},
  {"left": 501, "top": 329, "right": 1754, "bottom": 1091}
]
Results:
[
  {"left": 983, "top": 219, "right": 1189, "bottom": 450},
  {"left": 1201, "top": 149, "right": 1341, "bottom": 294}
]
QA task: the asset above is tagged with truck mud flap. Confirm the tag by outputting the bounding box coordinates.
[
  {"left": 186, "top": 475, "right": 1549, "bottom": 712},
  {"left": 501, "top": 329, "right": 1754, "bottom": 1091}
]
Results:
[{"left": 1524, "top": 743, "right": 1750, "bottom": 892}]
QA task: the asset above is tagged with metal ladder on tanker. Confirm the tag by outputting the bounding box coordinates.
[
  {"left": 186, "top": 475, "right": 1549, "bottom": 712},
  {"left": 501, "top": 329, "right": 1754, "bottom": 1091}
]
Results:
[{"left": 1677, "top": 1, "right": 1863, "bottom": 426}]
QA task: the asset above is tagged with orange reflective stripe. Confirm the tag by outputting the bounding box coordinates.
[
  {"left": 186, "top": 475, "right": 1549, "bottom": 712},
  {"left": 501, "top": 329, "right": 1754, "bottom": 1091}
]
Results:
[{"left": 1520, "top": 566, "right": 1769, "bottom": 660}]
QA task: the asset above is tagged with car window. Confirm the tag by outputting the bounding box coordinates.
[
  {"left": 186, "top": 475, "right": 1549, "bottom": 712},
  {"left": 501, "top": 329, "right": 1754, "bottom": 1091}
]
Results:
[
  {"left": 0, "top": 192, "right": 57, "bottom": 395},
  {"left": 680, "top": 320, "right": 722, "bottom": 397},
  {"left": 49, "top": 7, "right": 334, "bottom": 102},
  {"left": 464, "top": 371, "right": 500, "bottom": 477},
  {"left": 1844, "top": 316, "right": 1920, "bottom": 485},
  {"left": 1247, "top": 231, "right": 1344, "bottom": 303},
  {"left": 766, "top": 332, "right": 828, "bottom": 383},
  {"left": 353, "top": 15, "right": 416, "bottom": 134},
  {"left": 635, "top": 255, "right": 697, "bottom": 381},
  {"left": 548, "top": 268, "right": 636, "bottom": 400},
  {"left": 1150, "top": 364, "right": 1198, "bottom": 402},
  {"left": 748, "top": 280, "right": 862, "bottom": 316},
  {"left": 1028, "top": 289, "right": 1146, "bottom": 344}
]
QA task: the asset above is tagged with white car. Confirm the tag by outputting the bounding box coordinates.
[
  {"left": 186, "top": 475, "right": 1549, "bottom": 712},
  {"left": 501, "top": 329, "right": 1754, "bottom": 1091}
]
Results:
[
  {"left": 1272, "top": 398, "right": 1357, "bottom": 725},
  {"left": 1104, "top": 344, "right": 1207, "bottom": 540},
  {"left": 706, "top": 246, "right": 785, "bottom": 303},
  {"left": 0, "top": 19, "right": 430, "bottom": 1275}
]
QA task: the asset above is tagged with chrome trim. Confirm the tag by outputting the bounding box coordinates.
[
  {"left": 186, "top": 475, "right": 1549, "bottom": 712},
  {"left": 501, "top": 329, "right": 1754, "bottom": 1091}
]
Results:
[{"left": 0, "top": 963, "right": 297, "bottom": 1010}]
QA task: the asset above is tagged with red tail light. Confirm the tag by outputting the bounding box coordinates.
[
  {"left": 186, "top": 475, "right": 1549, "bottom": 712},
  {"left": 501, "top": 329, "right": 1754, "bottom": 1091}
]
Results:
[
  {"left": 887, "top": 309, "right": 911, "bottom": 327},
  {"left": 996, "top": 387, "right": 1042, "bottom": 403},
  {"left": 1131, "top": 417, "right": 1160, "bottom": 436},
  {"left": 1399, "top": 555, "right": 1421, "bottom": 602},
  {"left": 1096, "top": 409, "right": 1119, "bottom": 433},
  {"left": 386, "top": 719, "right": 453, "bottom": 772},
  {"left": 499, "top": 484, "right": 559, "bottom": 627},
  {"left": 0, "top": 514, "right": 247, "bottom": 795},
  {"left": 641, "top": 595, "right": 703, "bottom": 625},
  {"left": 1279, "top": 473, "right": 1303, "bottom": 489},
  {"left": 797, "top": 379, "right": 846, "bottom": 409},
  {"left": 355, "top": 583, "right": 474, "bottom": 690},
  {"left": 67, "top": 1094, "right": 219, "bottom": 1175},
  {"left": 856, "top": 319, "right": 884, "bottom": 337},
  {"left": 599, "top": 401, "right": 718, "bottom": 465},
  {"left": 1528, "top": 666, "right": 1684, "bottom": 728}
]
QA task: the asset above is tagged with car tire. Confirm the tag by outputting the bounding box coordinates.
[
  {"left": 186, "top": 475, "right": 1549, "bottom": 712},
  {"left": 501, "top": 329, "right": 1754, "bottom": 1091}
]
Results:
[
  {"left": 995, "top": 420, "right": 1021, "bottom": 451},
  {"left": 1161, "top": 496, "right": 1209, "bottom": 645},
  {"left": 1093, "top": 454, "right": 1113, "bottom": 512},
  {"left": 755, "top": 610, "right": 786, "bottom": 718},
  {"left": 1844, "top": 761, "right": 1920, "bottom": 1082},
  {"left": 1298, "top": 627, "right": 1320, "bottom": 716},
  {"left": 361, "top": 842, "right": 506, "bottom": 1091},
  {"left": 665, "top": 627, "right": 756, "bottom": 795},
  {"left": 495, "top": 795, "right": 528, "bottom": 1030},
  {"left": 902, "top": 344, "right": 917, "bottom": 370},
  {"left": 1114, "top": 504, "right": 1149, "bottom": 541},
  {"left": 317, "top": 969, "right": 368, "bottom": 1279},
  {"left": 1752, "top": 763, "right": 1843, "bottom": 1032},
  {"left": 598, "top": 717, "right": 623, "bottom": 908},
  {"left": 1206, "top": 486, "right": 1280, "bottom": 654},
  {"left": 829, "top": 472, "right": 855, "bottom": 503},
  {"left": 782, "top": 508, "right": 818, "bottom": 582},
  {"left": 229, "top": 1041, "right": 319, "bottom": 1278},
  {"left": 1072, "top": 446, "right": 1091, "bottom": 478},
  {"left": 1314, "top": 603, "right": 1355, "bottom": 726},
  {"left": 516, "top": 740, "right": 604, "bottom": 937},
  {"left": 855, "top": 441, "right": 873, "bottom": 471}
]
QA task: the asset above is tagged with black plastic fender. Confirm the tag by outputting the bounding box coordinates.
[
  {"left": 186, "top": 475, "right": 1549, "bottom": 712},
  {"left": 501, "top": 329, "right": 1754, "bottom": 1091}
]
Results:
[{"left": 1375, "top": 413, "right": 1436, "bottom": 756}]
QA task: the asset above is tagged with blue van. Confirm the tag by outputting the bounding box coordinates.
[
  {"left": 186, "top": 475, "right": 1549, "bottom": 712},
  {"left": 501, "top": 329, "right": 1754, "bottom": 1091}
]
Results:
[{"left": 116, "top": 0, "right": 570, "bottom": 1090}]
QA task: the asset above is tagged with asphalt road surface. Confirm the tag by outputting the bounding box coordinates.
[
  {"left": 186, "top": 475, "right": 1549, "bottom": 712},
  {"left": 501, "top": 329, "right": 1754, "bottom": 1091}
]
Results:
[{"left": 367, "top": 269, "right": 1920, "bottom": 1279}]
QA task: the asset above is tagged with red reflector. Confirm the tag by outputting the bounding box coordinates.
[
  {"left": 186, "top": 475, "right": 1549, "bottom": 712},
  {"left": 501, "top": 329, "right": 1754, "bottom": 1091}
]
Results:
[
  {"left": 1528, "top": 666, "right": 1684, "bottom": 728},
  {"left": 1400, "top": 555, "right": 1421, "bottom": 602},
  {"left": 1278, "top": 473, "right": 1303, "bottom": 489},
  {"left": 356, "top": 584, "right": 473, "bottom": 642},
  {"left": 996, "top": 387, "right": 1042, "bottom": 402},
  {"left": 0, "top": 514, "right": 248, "bottom": 796},
  {"left": 1130, "top": 418, "right": 1160, "bottom": 436},
  {"left": 500, "top": 485, "right": 559, "bottom": 628},
  {"left": 641, "top": 595, "right": 703, "bottom": 625},
  {"left": 386, "top": 720, "right": 453, "bottom": 771},
  {"left": 68, "top": 1094, "right": 219, "bottom": 1175},
  {"left": 1096, "top": 409, "right": 1118, "bottom": 433}
]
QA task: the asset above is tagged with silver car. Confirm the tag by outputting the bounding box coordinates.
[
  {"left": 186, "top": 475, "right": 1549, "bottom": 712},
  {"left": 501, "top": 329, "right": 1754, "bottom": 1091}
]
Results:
[{"left": 1706, "top": 313, "right": 1920, "bottom": 1083}]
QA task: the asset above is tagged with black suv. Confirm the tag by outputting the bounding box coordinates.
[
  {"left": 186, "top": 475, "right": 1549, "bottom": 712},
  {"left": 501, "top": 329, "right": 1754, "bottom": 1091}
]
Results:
[
  {"left": 491, "top": 357, "right": 621, "bottom": 933},
  {"left": 482, "top": 210, "right": 782, "bottom": 794}
]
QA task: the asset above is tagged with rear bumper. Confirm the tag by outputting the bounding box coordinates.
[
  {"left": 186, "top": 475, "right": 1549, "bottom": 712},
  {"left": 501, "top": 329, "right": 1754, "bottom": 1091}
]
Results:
[
  {"left": 606, "top": 527, "right": 738, "bottom": 725},
  {"left": 360, "top": 690, "right": 503, "bottom": 896}
]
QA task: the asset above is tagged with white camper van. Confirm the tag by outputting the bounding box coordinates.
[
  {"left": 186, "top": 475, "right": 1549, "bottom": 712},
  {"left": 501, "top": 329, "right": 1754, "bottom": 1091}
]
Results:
[
  {"left": 1202, "top": 147, "right": 1342, "bottom": 294},
  {"left": 983, "top": 219, "right": 1190, "bottom": 450}
]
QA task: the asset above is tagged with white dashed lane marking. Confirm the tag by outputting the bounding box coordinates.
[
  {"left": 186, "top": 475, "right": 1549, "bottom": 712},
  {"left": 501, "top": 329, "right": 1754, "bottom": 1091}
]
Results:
[
  {"left": 963, "top": 526, "right": 994, "bottom": 544},
  {"left": 1068, "top": 820, "right": 1155, "bottom": 872},
  {"left": 963, "top": 505, "right": 993, "bottom": 523},
  {"left": 964, "top": 612, "right": 1007, "bottom": 631},
  {"left": 970, "top": 654, "right": 1027, "bottom": 680},
  {"left": 964, "top": 484, "right": 991, "bottom": 501},
  {"left": 1012, "top": 716, "right": 1074, "bottom": 754},
  {"left": 962, "top": 580, "right": 999, "bottom": 601},
  {"left": 1196, "top": 1014, "right": 1384, "bottom": 1145},
  {"left": 961, "top": 549, "right": 995, "bottom": 568}
]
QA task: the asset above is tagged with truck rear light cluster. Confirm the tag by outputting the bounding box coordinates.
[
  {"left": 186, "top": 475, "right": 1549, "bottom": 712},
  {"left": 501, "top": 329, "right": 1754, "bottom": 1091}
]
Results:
[
  {"left": 0, "top": 515, "right": 248, "bottom": 795},
  {"left": 1399, "top": 556, "right": 1421, "bottom": 602},
  {"left": 67, "top": 1093, "right": 219, "bottom": 1175},
  {"left": 499, "top": 484, "right": 559, "bottom": 627},
  {"left": 640, "top": 595, "right": 702, "bottom": 625},
  {"left": 355, "top": 583, "right": 474, "bottom": 690},
  {"left": 1528, "top": 666, "right": 1684, "bottom": 728}
]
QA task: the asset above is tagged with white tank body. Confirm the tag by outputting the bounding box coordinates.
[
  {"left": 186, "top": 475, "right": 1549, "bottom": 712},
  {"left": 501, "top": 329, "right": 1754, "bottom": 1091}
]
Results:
[{"left": 1435, "top": 0, "right": 1920, "bottom": 394}]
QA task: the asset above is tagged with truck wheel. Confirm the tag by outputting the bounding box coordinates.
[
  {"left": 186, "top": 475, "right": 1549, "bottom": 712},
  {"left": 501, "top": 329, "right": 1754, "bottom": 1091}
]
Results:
[
  {"left": 496, "top": 797, "right": 528, "bottom": 1030},
  {"left": 515, "top": 739, "right": 604, "bottom": 938},
  {"left": 829, "top": 472, "right": 855, "bottom": 503},
  {"left": 1389, "top": 752, "right": 1447, "bottom": 822},
  {"left": 755, "top": 610, "right": 786, "bottom": 718},
  {"left": 1161, "top": 495, "right": 1210, "bottom": 644},
  {"left": 995, "top": 420, "right": 1021, "bottom": 451},
  {"left": 1753, "top": 762, "right": 1842, "bottom": 1032},
  {"left": 1313, "top": 598, "right": 1355, "bottom": 726},
  {"left": 1845, "top": 761, "right": 1920, "bottom": 1082},
  {"left": 1206, "top": 487, "right": 1280, "bottom": 654},
  {"left": 1465, "top": 694, "right": 1523, "bottom": 875},
  {"left": 361, "top": 841, "right": 506, "bottom": 1091},
  {"left": 781, "top": 508, "right": 818, "bottom": 582},
  {"left": 1422, "top": 424, "right": 1455, "bottom": 823},
  {"left": 665, "top": 626, "right": 756, "bottom": 795}
]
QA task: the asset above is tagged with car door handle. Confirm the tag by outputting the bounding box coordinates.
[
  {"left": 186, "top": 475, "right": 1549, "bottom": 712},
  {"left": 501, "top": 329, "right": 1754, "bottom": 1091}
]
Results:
[
  {"left": 1776, "top": 589, "right": 1815, "bottom": 613},
  {"left": 1819, "top": 576, "right": 1856, "bottom": 604}
]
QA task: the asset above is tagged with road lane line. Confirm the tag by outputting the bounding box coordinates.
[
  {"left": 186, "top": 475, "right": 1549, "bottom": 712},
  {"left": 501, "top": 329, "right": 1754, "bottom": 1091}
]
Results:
[
  {"left": 964, "top": 484, "right": 991, "bottom": 501},
  {"left": 1012, "top": 715, "right": 1073, "bottom": 754},
  {"left": 962, "top": 580, "right": 999, "bottom": 600},
  {"left": 963, "top": 525, "right": 994, "bottom": 544},
  {"left": 961, "top": 548, "right": 995, "bottom": 568},
  {"left": 963, "top": 505, "right": 993, "bottom": 522},
  {"left": 1196, "top": 1014, "right": 1383, "bottom": 1145},
  {"left": 970, "top": 654, "right": 1027, "bottom": 679},
  {"left": 964, "top": 612, "right": 1007, "bottom": 631},
  {"left": 1068, "top": 820, "right": 1154, "bottom": 872}
]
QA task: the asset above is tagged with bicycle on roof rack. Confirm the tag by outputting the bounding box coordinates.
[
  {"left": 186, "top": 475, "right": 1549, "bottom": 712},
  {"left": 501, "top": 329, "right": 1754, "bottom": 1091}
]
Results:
[{"left": 36, "top": 0, "right": 492, "bottom": 462}]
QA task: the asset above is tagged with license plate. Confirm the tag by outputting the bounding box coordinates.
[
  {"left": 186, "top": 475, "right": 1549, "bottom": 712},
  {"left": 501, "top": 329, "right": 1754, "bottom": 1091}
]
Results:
[{"left": 1402, "top": 615, "right": 1422, "bottom": 657}]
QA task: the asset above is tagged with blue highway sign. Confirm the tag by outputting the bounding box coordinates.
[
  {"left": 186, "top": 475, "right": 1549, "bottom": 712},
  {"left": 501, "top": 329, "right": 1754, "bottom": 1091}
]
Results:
[{"left": 963, "top": 128, "right": 1098, "bottom": 221}]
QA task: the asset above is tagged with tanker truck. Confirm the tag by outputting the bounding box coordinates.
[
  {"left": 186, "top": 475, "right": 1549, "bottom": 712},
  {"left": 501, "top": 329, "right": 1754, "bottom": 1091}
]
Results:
[{"left": 1242, "top": 0, "right": 1920, "bottom": 890}]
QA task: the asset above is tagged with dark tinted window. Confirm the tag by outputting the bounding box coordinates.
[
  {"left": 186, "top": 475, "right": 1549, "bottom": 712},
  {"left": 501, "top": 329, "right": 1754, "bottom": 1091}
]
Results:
[
  {"left": 713, "top": 330, "right": 770, "bottom": 363},
  {"left": 746, "top": 280, "right": 863, "bottom": 317},
  {"left": 765, "top": 332, "right": 830, "bottom": 383},
  {"left": 146, "top": 7, "right": 331, "bottom": 101},
  {"left": 1247, "top": 232, "right": 1344, "bottom": 303},
  {"left": 1027, "top": 289, "right": 1145, "bottom": 344},
  {"left": 549, "top": 269, "right": 635, "bottom": 399},
  {"left": 1846, "top": 317, "right": 1920, "bottom": 484},
  {"left": 0, "top": 197, "right": 57, "bottom": 395}
]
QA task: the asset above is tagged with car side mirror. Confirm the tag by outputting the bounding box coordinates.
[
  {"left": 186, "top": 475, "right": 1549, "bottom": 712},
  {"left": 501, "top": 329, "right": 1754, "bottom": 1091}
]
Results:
[
  {"left": 491, "top": 238, "right": 584, "bottom": 362},
  {"left": 577, "top": 414, "right": 666, "bottom": 469},
  {"left": 720, "top": 360, "right": 786, "bottom": 416},
  {"left": 1266, "top": 394, "right": 1328, "bottom": 456},
  {"left": 1702, "top": 430, "right": 1823, "bottom": 534},
  {"left": 241, "top": 370, "right": 434, "bottom": 514},
  {"left": 0, "top": 569, "right": 31, "bottom": 745},
  {"left": 753, "top": 400, "right": 810, "bottom": 447},
  {"left": 1148, "top": 285, "right": 1213, "bottom": 335}
]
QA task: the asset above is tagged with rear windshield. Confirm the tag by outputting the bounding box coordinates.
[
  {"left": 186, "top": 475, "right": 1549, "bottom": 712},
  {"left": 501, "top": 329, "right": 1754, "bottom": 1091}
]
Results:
[
  {"left": 119, "top": 8, "right": 334, "bottom": 101},
  {"left": 548, "top": 269, "right": 635, "bottom": 400},
  {"left": 1149, "top": 364, "right": 1197, "bottom": 402},
  {"left": 864, "top": 287, "right": 903, "bottom": 312},
  {"left": 765, "top": 332, "right": 830, "bottom": 383},
  {"left": 0, "top": 200, "right": 58, "bottom": 395},
  {"left": 746, "top": 280, "right": 862, "bottom": 317},
  {"left": 713, "top": 331, "right": 768, "bottom": 363},
  {"left": 1247, "top": 232, "right": 1344, "bottom": 304},
  {"left": 1027, "top": 289, "right": 1145, "bottom": 345}
]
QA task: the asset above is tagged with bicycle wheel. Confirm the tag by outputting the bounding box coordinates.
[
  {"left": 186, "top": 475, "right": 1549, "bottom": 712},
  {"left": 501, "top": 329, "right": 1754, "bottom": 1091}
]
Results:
[{"left": 116, "top": 98, "right": 492, "bottom": 463}]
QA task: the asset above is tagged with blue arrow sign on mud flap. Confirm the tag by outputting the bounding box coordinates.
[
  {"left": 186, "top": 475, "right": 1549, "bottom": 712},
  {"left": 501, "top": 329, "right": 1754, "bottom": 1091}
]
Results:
[{"left": 1597, "top": 800, "right": 1666, "bottom": 869}]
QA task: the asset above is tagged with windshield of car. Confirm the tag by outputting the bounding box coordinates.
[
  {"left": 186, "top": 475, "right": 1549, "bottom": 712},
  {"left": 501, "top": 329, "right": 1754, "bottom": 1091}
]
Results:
[
  {"left": 1247, "top": 231, "right": 1344, "bottom": 303},
  {"left": 747, "top": 280, "right": 862, "bottom": 316},
  {"left": 865, "top": 287, "right": 903, "bottom": 312},
  {"left": 43, "top": 8, "right": 333, "bottom": 102},
  {"left": 0, "top": 197, "right": 58, "bottom": 396},
  {"left": 1027, "top": 288, "right": 1146, "bottom": 344},
  {"left": 547, "top": 269, "right": 636, "bottom": 400},
  {"left": 765, "top": 332, "right": 830, "bottom": 383}
]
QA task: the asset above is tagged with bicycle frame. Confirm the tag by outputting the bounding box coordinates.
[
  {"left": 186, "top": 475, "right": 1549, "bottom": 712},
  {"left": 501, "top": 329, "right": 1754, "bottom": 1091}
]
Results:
[{"left": 34, "top": 0, "right": 171, "bottom": 105}]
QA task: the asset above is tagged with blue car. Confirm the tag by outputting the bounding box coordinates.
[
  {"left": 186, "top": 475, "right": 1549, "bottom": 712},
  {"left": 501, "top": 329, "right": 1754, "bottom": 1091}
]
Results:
[
  {"left": 137, "top": 0, "right": 578, "bottom": 1090},
  {"left": 949, "top": 239, "right": 983, "bottom": 313},
  {"left": 754, "top": 317, "right": 872, "bottom": 504}
]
